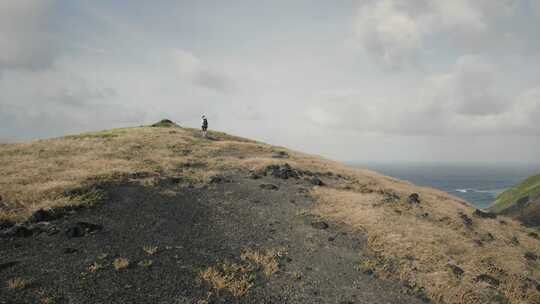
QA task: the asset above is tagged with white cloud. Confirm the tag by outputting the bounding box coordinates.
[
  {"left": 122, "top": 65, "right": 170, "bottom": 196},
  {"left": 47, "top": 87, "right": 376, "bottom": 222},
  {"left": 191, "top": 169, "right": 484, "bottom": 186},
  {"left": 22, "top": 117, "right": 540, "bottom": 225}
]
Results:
[
  {"left": 354, "top": 0, "right": 518, "bottom": 69},
  {"left": 0, "top": 0, "right": 58, "bottom": 71},
  {"left": 428, "top": 1, "right": 486, "bottom": 31},
  {"left": 355, "top": 0, "right": 422, "bottom": 69}
]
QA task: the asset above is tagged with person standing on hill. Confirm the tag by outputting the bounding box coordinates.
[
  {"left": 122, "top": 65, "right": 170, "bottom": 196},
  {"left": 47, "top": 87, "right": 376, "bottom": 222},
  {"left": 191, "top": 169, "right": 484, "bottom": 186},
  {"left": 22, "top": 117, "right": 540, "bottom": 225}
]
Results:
[{"left": 201, "top": 115, "right": 208, "bottom": 138}]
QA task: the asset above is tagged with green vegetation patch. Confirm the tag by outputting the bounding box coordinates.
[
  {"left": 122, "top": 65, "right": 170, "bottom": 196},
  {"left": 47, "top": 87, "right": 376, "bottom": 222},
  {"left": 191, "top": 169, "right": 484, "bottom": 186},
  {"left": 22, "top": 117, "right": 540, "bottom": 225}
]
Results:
[
  {"left": 63, "top": 187, "right": 107, "bottom": 207},
  {"left": 491, "top": 172, "right": 540, "bottom": 213},
  {"left": 65, "top": 128, "right": 129, "bottom": 140}
]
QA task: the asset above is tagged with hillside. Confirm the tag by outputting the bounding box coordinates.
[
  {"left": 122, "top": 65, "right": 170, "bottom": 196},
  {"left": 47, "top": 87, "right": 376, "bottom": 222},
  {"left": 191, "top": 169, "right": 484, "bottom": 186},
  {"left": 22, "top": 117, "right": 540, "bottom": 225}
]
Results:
[
  {"left": 490, "top": 173, "right": 540, "bottom": 227},
  {"left": 1, "top": 121, "right": 540, "bottom": 304}
]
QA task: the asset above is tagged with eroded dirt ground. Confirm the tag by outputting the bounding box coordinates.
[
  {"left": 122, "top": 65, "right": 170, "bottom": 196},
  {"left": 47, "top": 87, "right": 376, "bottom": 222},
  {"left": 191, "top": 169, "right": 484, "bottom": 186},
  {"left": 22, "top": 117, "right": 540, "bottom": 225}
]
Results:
[{"left": 1, "top": 172, "right": 423, "bottom": 304}]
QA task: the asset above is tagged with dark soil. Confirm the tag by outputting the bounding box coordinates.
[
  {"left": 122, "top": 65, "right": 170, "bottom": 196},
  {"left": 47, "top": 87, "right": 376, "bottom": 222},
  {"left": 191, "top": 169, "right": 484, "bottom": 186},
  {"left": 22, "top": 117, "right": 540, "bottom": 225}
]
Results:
[{"left": 1, "top": 172, "right": 423, "bottom": 304}]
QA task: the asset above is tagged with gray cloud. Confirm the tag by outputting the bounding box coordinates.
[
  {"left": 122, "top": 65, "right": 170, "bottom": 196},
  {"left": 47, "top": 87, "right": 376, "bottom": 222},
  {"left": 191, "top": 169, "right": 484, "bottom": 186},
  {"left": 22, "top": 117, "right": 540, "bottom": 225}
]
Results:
[
  {"left": 0, "top": 0, "right": 59, "bottom": 72},
  {"left": 354, "top": 0, "right": 423, "bottom": 69},
  {"left": 0, "top": 1, "right": 539, "bottom": 163},
  {"left": 307, "top": 55, "right": 539, "bottom": 136},
  {"left": 172, "top": 50, "right": 235, "bottom": 93},
  {"left": 420, "top": 55, "right": 508, "bottom": 116},
  {"left": 532, "top": 0, "right": 540, "bottom": 17}
]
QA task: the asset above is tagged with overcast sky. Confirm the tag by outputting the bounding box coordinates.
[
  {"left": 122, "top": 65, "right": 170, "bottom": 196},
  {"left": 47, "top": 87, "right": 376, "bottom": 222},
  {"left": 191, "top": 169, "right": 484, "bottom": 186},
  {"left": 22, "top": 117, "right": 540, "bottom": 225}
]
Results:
[{"left": 1, "top": 0, "right": 540, "bottom": 163}]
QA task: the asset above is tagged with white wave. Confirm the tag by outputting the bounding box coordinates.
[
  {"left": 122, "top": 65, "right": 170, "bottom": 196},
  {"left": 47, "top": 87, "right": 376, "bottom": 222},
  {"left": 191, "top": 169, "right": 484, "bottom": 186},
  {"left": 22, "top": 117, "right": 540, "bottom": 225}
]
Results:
[{"left": 454, "top": 188, "right": 506, "bottom": 196}]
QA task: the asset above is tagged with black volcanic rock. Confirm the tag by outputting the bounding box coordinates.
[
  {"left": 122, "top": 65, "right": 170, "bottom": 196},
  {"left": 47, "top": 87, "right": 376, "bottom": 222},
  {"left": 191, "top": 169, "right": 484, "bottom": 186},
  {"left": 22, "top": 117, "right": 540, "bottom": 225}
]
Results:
[
  {"left": 383, "top": 191, "right": 400, "bottom": 203},
  {"left": 65, "top": 222, "right": 103, "bottom": 238},
  {"left": 63, "top": 248, "right": 78, "bottom": 254},
  {"left": 259, "top": 184, "right": 279, "bottom": 190},
  {"left": 247, "top": 172, "right": 262, "bottom": 179},
  {"left": 0, "top": 220, "right": 14, "bottom": 230},
  {"left": 311, "top": 221, "right": 329, "bottom": 230},
  {"left": 525, "top": 251, "right": 538, "bottom": 261},
  {"left": 473, "top": 209, "right": 497, "bottom": 219},
  {"left": 30, "top": 209, "right": 59, "bottom": 223},
  {"left": 151, "top": 119, "right": 178, "bottom": 128},
  {"left": 407, "top": 193, "right": 420, "bottom": 204},
  {"left": 448, "top": 264, "right": 464, "bottom": 278},
  {"left": 517, "top": 196, "right": 530, "bottom": 207},
  {"left": 1, "top": 225, "right": 33, "bottom": 238},
  {"left": 475, "top": 274, "right": 500, "bottom": 286},
  {"left": 209, "top": 175, "right": 231, "bottom": 184},
  {"left": 459, "top": 212, "right": 473, "bottom": 227},
  {"left": 271, "top": 151, "right": 289, "bottom": 159},
  {"left": 265, "top": 164, "right": 299, "bottom": 179},
  {"left": 310, "top": 177, "right": 324, "bottom": 186}
]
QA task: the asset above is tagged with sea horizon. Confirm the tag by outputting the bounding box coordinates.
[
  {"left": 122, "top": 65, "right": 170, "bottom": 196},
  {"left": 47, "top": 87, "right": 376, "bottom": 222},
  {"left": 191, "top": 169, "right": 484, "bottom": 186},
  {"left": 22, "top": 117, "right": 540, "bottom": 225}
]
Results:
[{"left": 347, "top": 161, "right": 540, "bottom": 209}]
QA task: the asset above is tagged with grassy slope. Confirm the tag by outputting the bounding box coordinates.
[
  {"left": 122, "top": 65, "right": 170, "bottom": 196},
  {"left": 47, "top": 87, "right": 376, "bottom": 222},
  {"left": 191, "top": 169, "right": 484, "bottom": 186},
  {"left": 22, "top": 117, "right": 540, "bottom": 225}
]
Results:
[
  {"left": 1, "top": 124, "right": 540, "bottom": 303},
  {"left": 490, "top": 173, "right": 540, "bottom": 213}
]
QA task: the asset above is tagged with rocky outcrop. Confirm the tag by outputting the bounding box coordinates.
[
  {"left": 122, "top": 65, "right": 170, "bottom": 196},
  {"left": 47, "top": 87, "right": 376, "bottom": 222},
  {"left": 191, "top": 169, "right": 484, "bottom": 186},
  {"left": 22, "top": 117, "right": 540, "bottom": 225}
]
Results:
[
  {"left": 473, "top": 209, "right": 497, "bottom": 219},
  {"left": 407, "top": 193, "right": 420, "bottom": 204},
  {"left": 382, "top": 191, "right": 400, "bottom": 203},
  {"left": 310, "top": 177, "right": 324, "bottom": 186},
  {"left": 65, "top": 222, "right": 103, "bottom": 238},
  {"left": 311, "top": 221, "right": 329, "bottom": 229},
  {"left": 259, "top": 183, "right": 279, "bottom": 190},
  {"left": 1, "top": 225, "right": 33, "bottom": 238},
  {"left": 151, "top": 119, "right": 179, "bottom": 128},
  {"left": 264, "top": 163, "right": 299, "bottom": 179}
]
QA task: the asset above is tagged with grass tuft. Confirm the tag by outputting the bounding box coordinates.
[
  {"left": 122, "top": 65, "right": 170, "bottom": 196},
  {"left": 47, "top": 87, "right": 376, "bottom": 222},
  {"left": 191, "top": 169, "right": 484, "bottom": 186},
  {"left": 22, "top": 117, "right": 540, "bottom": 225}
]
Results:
[
  {"left": 137, "top": 260, "right": 153, "bottom": 268},
  {"left": 199, "top": 247, "right": 286, "bottom": 297},
  {"left": 142, "top": 245, "right": 159, "bottom": 256},
  {"left": 240, "top": 248, "right": 286, "bottom": 277},
  {"left": 6, "top": 277, "right": 27, "bottom": 290},
  {"left": 113, "top": 258, "right": 130, "bottom": 271},
  {"left": 199, "top": 263, "right": 254, "bottom": 298},
  {"left": 87, "top": 262, "right": 103, "bottom": 273},
  {"left": 40, "top": 297, "right": 55, "bottom": 304}
]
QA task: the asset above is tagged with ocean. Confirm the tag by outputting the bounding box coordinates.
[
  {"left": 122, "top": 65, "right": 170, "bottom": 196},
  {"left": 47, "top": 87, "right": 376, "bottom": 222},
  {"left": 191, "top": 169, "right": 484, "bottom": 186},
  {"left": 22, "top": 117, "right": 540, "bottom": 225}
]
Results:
[{"left": 350, "top": 163, "right": 540, "bottom": 209}]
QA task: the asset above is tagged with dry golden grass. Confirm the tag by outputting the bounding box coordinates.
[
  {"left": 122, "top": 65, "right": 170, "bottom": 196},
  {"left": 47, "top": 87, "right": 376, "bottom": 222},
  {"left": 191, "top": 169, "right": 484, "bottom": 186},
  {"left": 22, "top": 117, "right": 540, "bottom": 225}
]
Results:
[
  {"left": 199, "top": 247, "right": 285, "bottom": 297},
  {"left": 311, "top": 183, "right": 540, "bottom": 303},
  {"left": 2, "top": 124, "right": 540, "bottom": 303},
  {"left": 0, "top": 127, "right": 260, "bottom": 221},
  {"left": 240, "top": 247, "right": 286, "bottom": 277},
  {"left": 0, "top": 124, "right": 336, "bottom": 222},
  {"left": 6, "top": 277, "right": 27, "bottom": 290},
  {"left": 142, "top": 245, "right": 158, "bottom": 256},
  {"left": 199, "top": 262, "right": 254, "bottom": 297},
  {"left": 113, "top": 258, "right": 129, "bottom": 271},
  {"left": 40, "top": 297, "right": 54, "bottom": 304}
]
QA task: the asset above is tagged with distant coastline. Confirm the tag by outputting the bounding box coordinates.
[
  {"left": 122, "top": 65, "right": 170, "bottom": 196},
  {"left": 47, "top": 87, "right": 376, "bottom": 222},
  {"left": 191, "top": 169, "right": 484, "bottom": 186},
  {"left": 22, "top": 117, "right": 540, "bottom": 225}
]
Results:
[{"left": 348, "top": 162, "right": 540, "bottom": 209}]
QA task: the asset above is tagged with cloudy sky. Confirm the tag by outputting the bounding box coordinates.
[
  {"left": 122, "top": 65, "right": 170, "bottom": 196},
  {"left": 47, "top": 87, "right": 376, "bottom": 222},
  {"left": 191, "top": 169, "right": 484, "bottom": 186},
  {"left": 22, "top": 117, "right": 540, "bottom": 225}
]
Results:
[{"left": 1, "top": 0, "right": 540, "bottom": 163}]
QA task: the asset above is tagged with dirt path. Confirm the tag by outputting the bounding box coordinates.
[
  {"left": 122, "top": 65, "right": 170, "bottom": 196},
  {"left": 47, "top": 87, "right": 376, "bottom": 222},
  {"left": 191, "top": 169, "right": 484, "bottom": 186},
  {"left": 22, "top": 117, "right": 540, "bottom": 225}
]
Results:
[{"left": 1, "top": 173, "right": 423, "bottom": 303}]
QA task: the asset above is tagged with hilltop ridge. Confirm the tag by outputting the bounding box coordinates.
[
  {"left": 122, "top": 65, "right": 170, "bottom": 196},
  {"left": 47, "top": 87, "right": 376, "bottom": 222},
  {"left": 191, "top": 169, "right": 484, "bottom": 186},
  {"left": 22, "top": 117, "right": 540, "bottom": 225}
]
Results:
[{"left": 1, "top": 122, "right": 539, "bottom": 304}]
